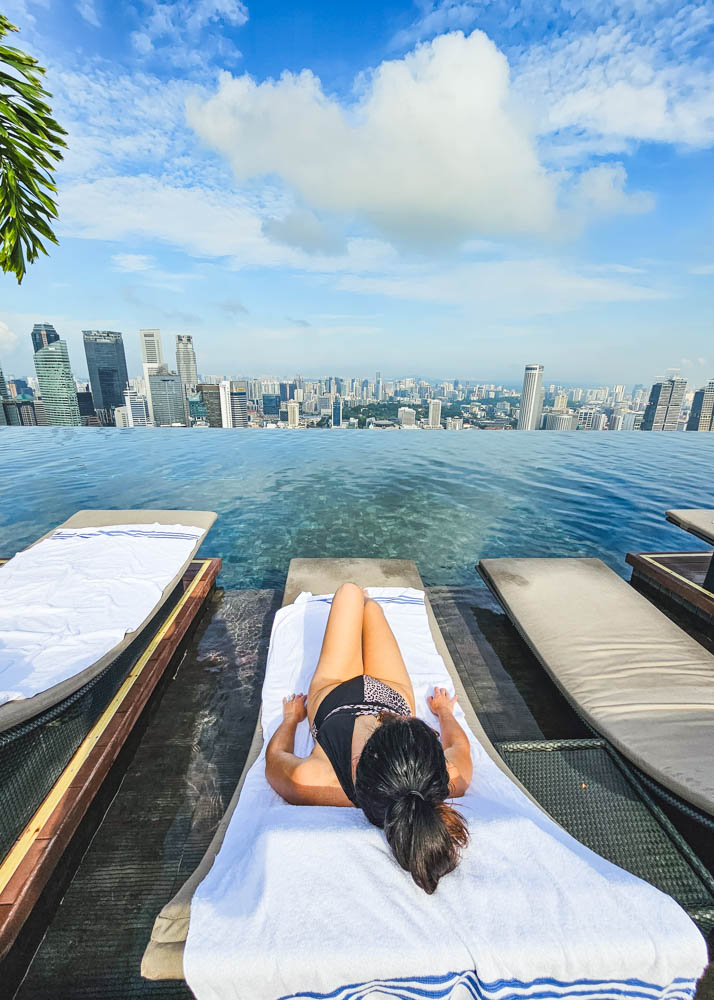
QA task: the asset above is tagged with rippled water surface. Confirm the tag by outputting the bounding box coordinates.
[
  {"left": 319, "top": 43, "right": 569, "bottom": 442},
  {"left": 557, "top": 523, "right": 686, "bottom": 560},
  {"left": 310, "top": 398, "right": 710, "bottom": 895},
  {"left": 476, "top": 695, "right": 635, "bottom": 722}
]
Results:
[{"left": 1, "top": 428, "right": 712, "bottom": 588}]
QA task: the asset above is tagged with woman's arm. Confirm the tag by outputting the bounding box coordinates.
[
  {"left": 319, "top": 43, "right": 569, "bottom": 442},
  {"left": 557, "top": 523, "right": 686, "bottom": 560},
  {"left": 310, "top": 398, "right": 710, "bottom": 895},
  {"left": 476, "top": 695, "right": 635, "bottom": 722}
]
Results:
[
  {"left": 265, "top": 694, "right": 309, "bottom": 803},
  {"left": 428, "top": 686, "right": 473, "bottom": 797},
  {"left": 265, "top": 694, "right": 353, "bottom": 806}
]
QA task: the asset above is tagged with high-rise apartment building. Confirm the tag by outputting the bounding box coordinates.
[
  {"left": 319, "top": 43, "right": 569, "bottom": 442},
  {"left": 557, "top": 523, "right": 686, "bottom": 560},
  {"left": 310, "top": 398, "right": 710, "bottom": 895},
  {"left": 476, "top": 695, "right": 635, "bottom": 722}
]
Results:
[
  {"left": 553, "top": 393, "right": 568, "bottom": 411},
  {"left": 198, "top": 384, "right": 222, "bottom": 427},
  {"left": 641, "top": 376, "right": 687, "bottom": 431},
  {"left": 398, "top": 407, "right": 416, "bottom": 427},
  {"left": 230, "top": 381, "right": 249, "bottom": 427},
  {"left": 544, "top": 412, "right": 576, "bottom": 430},
  {"left": 175, "top": 335, "right": 198, "bottom": 390},
  {"left": 219, "top": 380, "right": 249, "bottom": 428},
  {"left": 445, "top": 417, "right": 464, "bottom": 430},
  {"left": 114, "top": 406, "right": 130, "bottom": 428},
  {"left": 33, "top": 341, "right": 81, "bottom": 426},
  {"left": 123, "top": 388, "right": 151, "bottom": 426},
  {"left": 31, "top": 323, "right": 59, "bottom": 354},
  {"left": 517, "top": 364, "right": 544, "bottom": 430},
  {"left": 686, "top": 380, "right": 714, "bottom": 432},
  {"left": 428, "top": 399, "right": 442, "bottom": 428},
  {"left": 83, "top": 330, "right": 128, "bottom": 412},
  {"left": 332, "top": 398, "right": 342, "bottom": 427},
  {"left": 287, "top": 400, "right": 300, "bottom": 428},
  {"left": 262, "top": 393, "right": 281, "bottom": 418},
  {"left": 147, "top": 372, "right": 186, "bottom": 426},
  {"left": 621, "top": 411, "right": 643, "bottom": 431},
  {"left": 140, "top": 329, "right": 164, "bottom": 366}
]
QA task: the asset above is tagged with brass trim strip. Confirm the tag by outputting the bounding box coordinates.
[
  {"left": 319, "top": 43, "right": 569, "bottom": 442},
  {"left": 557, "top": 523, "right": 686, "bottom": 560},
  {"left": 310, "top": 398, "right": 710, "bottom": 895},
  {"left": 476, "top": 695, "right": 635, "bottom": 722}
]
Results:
[
  {"left": 638, "top": 552, "right": 714, "bottom": 600},
  {"left": 0, "top": 559, "right": 212, "bottom": 897}
]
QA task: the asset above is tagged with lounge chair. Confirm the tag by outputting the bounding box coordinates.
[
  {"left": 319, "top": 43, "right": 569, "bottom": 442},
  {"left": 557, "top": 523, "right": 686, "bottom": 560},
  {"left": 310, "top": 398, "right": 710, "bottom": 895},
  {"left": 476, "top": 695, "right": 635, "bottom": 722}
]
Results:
[
  {"left": 0, "top": 509, "right": 216, "bottom": 862},
  {"left": 141, "top": 558, "right": 705, "bottom": 998},
  {"left": 478, "top": 557, "right": 714, "bottom": 819}
]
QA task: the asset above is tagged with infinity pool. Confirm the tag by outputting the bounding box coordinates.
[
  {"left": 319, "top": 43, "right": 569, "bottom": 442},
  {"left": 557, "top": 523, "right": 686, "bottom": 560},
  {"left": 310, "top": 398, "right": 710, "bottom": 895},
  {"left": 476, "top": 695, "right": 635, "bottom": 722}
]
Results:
[{"left": 1, "top": 428, "right": 711, "bottom": 589}]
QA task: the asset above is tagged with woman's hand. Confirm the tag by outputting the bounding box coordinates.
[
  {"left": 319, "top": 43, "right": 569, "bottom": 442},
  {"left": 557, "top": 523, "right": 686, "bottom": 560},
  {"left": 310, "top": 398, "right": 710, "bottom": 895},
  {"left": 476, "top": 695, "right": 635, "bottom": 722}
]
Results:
[
  {"left": 282, "top": 692, "right": 307, "bottom": 724},
  {"left": 428, "top": 686, "right": 457, "bottom": 717}
]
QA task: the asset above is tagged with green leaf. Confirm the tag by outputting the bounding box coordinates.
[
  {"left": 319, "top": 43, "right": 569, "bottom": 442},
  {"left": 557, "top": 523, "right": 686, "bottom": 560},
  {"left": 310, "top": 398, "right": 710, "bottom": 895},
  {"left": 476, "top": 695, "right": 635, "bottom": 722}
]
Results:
[{"left": 0, "top": 14, "right": 65, "bottom": 282}]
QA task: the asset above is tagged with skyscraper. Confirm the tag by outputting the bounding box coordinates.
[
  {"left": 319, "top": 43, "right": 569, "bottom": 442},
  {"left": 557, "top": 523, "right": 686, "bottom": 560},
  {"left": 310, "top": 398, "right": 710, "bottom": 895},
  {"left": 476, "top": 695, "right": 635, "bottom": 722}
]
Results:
[
  {"left": 33, "top": 341, "right": 81, "bottom": 426},
  {"left": 517, "top": 364, "right": 544, "bottom": 430},
  {"left": 140, "top": 329, "right": 164, "bottom": 366},
  {"left": 641, "top": 376, "right": 687, "bottom": 431},
  {"left": 198, "top": 384, "right": 222, "bottom": 427},
  {"left": 0, "top": 362, "right": 9, "bottom": 426},
  {"left": 123, "top": 388, "right": 151, "bottom": 427},
  {"left": 398, "top": 406, "right": 416, "bottom": 426},
  {"left": 83, "top": 330, "right": 129, "bottom": 412},
  {"left": 686, "top": 380, "right": 714, "bottom": 432},
  {"left": 175, "top": 335, "right": 198, "bottom": 390},
  {"left": 147, "top": 372, "right": 186, "bottom": 425},
  {"left": 332, "top": 398, "right": 342, "bottom": 427},
  {"left": 262, "top": 393, "right": 281, "bottom": 418},
  {"left": 219, "top": 380, "right": 233, "bottom": 427},
  {"left": 287, "top": 400, "right": 300, "bottom": 428},
  {"left": 31, "top": 323, "right": 59, "bottom": 354},
  {"left": 230, "top": 381, "right": 249, "bottom": 427},
  {"left": 428, "top": 399, "right": 442, "bottom": 428}
]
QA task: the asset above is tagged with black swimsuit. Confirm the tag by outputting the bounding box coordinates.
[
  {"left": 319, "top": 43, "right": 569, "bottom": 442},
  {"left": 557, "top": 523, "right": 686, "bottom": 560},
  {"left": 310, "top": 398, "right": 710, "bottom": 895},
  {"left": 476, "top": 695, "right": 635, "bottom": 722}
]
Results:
[{"left": 310, "top": 675, "right": 412, "bottom": 803}]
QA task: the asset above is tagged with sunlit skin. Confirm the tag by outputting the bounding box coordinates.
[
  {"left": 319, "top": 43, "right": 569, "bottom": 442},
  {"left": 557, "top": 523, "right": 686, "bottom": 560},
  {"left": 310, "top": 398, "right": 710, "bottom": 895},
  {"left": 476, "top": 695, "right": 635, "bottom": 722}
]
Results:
[{"left": 265, "top": 583, "right": 473, "bottom": 806}]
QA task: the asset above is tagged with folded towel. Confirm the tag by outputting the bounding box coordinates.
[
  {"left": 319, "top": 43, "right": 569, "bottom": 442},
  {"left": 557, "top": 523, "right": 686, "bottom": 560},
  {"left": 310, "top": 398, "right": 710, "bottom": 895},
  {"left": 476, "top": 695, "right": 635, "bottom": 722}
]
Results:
[
  {"left": 184, "top": 588, "right": 707, "bottom": 1000},
  {"left": 0, "top": 523, "right": 203, "bottom": 704}
]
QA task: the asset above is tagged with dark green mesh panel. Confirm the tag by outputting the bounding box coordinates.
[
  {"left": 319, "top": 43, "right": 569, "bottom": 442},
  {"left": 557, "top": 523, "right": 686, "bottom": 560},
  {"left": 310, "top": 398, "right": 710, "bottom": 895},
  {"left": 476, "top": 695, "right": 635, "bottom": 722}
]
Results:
[
  {"left": 0, "top": 583, "right": 182, "bottom": 864},
  {"left": 497, "top": 738, "right": 714, "bottom": 936}
]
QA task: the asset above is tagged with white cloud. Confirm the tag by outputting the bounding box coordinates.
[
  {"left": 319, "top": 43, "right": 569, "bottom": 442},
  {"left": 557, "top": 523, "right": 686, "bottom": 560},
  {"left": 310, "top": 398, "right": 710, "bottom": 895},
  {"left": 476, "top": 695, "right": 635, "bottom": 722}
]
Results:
[
  {"left": 58, "top": 175, "right": 295, "bottom": 268},
  {"left": 130, "top": 0, "right": 248, "bottom": 65},
  {"left": 391, "top": 2, "right": 481, "bottom": 49},
  {"left": 336, "top": 258, "right": 667, "bottom": 315},
  {"left": 76, "top": 0, "right": 100, "bottom": 27},
  {"left": 514, "top": 13, "right": 714, "bottom": 155},
  {"left": 111, "top": 253, "right": 155, "bottom": 272},
  {"left": 187, "top": 31, "right": 561, "bottom": 247},
  {"left": 0, "top": 321, "right": 19, "bottom": 352},
  {"left": 568, "top": 163, "right": 653, "bottom": 219}
]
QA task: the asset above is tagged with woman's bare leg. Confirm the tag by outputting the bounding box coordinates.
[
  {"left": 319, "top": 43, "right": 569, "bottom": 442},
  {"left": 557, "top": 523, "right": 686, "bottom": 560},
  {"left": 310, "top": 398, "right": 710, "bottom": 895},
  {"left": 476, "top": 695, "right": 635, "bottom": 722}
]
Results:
[
  {"left": 307, "top": 583, "right": 365, "bottom": 723},
  {"left": 362, "top": 599, "right": 416, "bottom": 714}
]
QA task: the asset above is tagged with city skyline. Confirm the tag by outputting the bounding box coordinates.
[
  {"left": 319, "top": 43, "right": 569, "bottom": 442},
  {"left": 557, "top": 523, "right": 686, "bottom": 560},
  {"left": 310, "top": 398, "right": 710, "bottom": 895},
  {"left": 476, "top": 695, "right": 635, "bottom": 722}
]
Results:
[
  {"left": 2, "top": 322, "right": 712, "bottom": 432},
  {"left": 0, "top": 1, "right": 713, "bottom": 382}
]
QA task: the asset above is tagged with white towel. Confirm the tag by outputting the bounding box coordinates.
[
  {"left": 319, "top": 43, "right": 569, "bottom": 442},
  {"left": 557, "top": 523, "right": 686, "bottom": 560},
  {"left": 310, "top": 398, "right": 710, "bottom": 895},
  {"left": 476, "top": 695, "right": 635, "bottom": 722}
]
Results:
[
  {"left": 184, "top": 588, "right": 707, "bottom": 1000},
  {"left": 0, "top": 523, "right": 204, "bottom": 704}
]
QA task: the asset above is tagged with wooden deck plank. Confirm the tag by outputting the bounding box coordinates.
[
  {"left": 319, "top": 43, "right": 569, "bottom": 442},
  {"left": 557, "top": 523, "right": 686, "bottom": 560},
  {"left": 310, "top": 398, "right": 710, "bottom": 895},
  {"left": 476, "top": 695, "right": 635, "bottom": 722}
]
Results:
[
  {"left": 0, "top": 557, "right": 221, "bottom": 964},
  {"left": 626, "top": 551, "right": 714, "bottom": 620}
]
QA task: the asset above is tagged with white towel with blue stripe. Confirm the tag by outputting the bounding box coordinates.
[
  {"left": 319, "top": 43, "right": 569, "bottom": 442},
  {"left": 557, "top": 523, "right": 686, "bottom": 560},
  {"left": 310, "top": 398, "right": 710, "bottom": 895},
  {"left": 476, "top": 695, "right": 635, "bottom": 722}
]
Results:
[
  {"left": 183, "top": 588, "right": 707, "bottom": 1000},
  {"left": 0, "top": 523, "right": 203, "bottom": 704}
]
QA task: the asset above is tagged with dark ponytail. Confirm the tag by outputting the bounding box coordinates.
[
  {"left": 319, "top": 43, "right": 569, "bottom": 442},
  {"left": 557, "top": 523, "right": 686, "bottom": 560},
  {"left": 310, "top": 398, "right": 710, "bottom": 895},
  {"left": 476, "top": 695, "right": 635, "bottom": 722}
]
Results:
[{"left": 354, "top": 715, "right": 469, "bottom": 894}]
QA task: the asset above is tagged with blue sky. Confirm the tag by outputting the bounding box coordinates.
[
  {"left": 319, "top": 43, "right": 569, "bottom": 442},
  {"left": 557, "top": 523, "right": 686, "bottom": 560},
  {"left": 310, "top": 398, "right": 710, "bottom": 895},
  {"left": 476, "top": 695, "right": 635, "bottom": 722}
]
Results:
[{"left": 1, "top": 0, "right": 713, "bottom": 384}]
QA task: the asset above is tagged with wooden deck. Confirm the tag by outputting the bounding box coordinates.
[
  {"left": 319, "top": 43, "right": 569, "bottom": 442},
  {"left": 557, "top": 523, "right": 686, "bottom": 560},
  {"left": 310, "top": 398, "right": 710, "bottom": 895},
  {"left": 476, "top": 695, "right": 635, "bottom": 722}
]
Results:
[
  {"left": 0, "top": 557, "right": 221, "bottom": 970},
  {"left": 626, "top": 551, "right": 714, "bottom": 641}
]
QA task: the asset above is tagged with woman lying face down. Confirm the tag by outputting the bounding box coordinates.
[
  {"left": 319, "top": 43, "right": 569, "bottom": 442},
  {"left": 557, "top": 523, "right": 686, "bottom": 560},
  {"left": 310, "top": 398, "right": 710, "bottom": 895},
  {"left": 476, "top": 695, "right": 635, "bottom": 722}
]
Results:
[{"left": 265, "top": 582, "right": 472, "bottom": 894}]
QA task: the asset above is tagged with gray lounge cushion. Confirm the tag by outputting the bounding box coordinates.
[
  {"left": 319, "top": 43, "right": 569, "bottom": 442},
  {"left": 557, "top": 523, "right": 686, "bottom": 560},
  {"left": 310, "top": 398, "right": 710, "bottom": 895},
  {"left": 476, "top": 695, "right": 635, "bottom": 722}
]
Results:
[
  {"left": 478, "top": 557, "right": 714, "bottom": 817},
  {"left": 666, "top": 509, "right": 714, "bottom": 546},
  {"left": 141, "top": 557, "right": 544, "bottom": 981}
]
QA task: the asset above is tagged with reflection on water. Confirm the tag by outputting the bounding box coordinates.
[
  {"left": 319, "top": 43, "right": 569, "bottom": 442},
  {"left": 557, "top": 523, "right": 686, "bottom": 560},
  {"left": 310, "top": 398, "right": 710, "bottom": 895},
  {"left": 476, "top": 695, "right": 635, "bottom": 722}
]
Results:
[{"left": 0, "top": 428, "right": 711, "bottom": 588}]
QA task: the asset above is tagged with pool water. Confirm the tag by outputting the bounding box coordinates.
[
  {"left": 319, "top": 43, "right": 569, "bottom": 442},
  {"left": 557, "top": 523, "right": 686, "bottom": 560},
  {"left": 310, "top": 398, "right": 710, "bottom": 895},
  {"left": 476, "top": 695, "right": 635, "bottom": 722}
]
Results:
[{"left": 1, "top": 428, "right": 711, "bottom": 589}]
